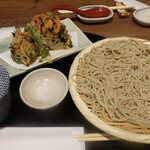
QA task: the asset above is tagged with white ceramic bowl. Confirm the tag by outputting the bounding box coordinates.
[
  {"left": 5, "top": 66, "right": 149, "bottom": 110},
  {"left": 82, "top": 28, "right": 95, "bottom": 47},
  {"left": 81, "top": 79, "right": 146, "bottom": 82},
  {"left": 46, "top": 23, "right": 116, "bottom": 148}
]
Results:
[
  {"left": 19, "top": 68, "right": 68, "bottom": 110},
  {"left": 77, "top": 5, "right": 113, "bottom": 23},
  {"left": 133, "top": 7, "right": 150, "bottom": 26}
]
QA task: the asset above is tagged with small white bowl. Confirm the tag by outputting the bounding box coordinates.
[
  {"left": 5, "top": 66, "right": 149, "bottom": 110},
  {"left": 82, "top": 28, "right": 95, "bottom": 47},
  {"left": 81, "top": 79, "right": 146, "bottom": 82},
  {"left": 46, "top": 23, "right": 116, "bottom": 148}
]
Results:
[
  {"left": 77, "top": 5, "right": 113, "bottom": 23},
  {"left": 133, "top": 7, "right": 150, "bottom": 26},
  {"left": 19, "top": 68, "right": 68, "bottom": 110}
]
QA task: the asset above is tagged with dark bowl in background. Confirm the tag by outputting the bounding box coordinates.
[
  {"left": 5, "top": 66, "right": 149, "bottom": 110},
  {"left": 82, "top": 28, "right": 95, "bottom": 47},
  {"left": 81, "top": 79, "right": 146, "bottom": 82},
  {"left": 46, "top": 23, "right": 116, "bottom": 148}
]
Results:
[{"left": 0, "top": 65, "right": 11, "bottom": 123}]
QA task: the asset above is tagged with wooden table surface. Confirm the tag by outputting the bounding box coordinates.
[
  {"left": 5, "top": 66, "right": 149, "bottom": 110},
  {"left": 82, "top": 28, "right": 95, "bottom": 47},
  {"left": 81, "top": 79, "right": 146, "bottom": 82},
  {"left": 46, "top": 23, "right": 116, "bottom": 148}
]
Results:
[
  {"left": 0, "top": 0, "right": 149, "bottom": 40},
  {"left": 0, "top": 0, "right": 150, "bottom": 150}
]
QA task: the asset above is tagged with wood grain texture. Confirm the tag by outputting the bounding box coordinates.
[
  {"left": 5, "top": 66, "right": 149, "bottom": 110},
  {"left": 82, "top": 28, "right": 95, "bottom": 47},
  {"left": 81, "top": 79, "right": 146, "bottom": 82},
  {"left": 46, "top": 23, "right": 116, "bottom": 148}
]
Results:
[{"left": 0, "top": 0, "right": 149, "bottom": 40}]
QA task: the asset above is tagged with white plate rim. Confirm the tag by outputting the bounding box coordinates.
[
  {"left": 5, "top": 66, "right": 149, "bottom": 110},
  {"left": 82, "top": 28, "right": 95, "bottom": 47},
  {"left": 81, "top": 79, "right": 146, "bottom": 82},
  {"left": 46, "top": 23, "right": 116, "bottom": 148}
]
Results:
[{"left": 133, "top": 6, "right": 150, "bottom": 25}]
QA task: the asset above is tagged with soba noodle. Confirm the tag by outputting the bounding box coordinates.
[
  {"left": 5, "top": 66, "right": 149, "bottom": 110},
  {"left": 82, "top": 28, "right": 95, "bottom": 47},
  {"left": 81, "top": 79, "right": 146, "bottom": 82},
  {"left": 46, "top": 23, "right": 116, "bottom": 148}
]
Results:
[{"left": 73, "top": 39, "right": 150, "bottom": 128}]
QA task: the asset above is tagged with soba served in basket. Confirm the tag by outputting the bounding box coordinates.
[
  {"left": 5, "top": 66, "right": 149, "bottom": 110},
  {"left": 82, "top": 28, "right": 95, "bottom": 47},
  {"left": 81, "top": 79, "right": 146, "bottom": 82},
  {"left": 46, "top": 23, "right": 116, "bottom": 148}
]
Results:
[{"left": 69, "top": 37, "right": 150, "bottom": 143}]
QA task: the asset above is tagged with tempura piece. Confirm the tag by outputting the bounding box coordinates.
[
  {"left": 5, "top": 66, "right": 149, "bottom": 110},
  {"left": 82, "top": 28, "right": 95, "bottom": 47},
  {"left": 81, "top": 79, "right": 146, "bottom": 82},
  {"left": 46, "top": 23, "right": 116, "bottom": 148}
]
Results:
[
  {"left": 9, "top": 11, "right": 73, "bottom": 66},
  {"left": 26, "top": 22, "right": 52, "bottom": 63},
  {"left": 9, "top": 28, "right": 40, "bottom": 66},
  {"left": 32, "top": 12, "right": 73, "bottom": 50}
]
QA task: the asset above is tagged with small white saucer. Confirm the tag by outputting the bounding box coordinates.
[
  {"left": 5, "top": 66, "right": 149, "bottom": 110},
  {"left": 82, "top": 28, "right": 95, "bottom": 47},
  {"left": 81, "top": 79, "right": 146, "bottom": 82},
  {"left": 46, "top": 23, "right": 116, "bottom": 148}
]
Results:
[
  {"left": 77, "top": 5, "right": 113, "bottom": 23},
  {"left": 133, "top": 7, "right": 150, "bottom": 26}
]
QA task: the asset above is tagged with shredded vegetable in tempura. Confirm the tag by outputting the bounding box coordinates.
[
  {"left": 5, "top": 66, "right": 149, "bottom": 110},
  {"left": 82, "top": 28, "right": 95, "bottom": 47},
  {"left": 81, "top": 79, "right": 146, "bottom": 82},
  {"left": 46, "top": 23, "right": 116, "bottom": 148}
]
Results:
[
  {"left": 26, "top": 22, "right": 52, "bottom": 63},
  {"left": 32, "top": 12, "right": 73, "bottom": 50},
  {"left": 9, "top": 11, "right": 73, "bottom": 66},
  {"left": 9, "top": 28, "right": 40, "bottom": 66}
]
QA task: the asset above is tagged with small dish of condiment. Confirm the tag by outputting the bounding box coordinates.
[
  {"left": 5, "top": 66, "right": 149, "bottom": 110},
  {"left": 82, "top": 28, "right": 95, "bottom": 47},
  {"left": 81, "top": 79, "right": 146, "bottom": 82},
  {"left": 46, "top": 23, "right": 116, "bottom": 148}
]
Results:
[
  {"left": 133, "top": 7, "right": 150, "bottom": 26},
  {"left": 77, "top": 5, "right": 113, "bottom": 23}
]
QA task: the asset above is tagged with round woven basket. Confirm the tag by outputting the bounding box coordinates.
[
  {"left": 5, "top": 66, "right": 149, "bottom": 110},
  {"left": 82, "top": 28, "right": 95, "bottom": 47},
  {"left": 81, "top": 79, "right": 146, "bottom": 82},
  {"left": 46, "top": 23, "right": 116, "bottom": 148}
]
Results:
[{"left": 68, "top": 37, "right": 150, "bottom": 144}]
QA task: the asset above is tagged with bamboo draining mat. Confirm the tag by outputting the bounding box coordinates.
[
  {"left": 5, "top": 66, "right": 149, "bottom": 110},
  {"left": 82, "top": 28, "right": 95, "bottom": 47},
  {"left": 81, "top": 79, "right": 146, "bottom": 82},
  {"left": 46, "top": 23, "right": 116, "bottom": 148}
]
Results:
[{"left": 69, "top": 37, "right": 150, "bottom": 144}]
